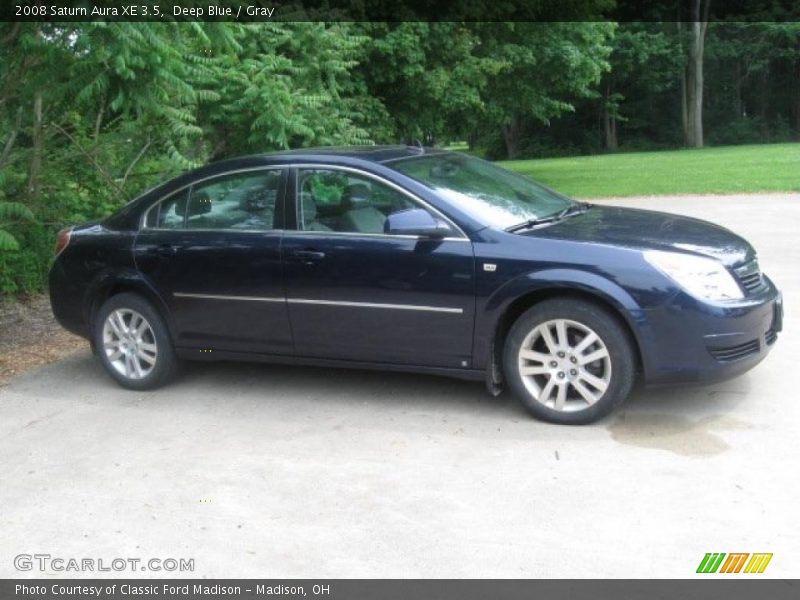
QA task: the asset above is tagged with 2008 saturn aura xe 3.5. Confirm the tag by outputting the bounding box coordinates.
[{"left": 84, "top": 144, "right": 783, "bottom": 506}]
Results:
[{"left": 49, "top": 146, "right": 783, "bottom": 424}]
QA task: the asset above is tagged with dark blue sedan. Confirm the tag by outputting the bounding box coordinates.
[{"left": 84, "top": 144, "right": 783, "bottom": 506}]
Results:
[{"left": 49, "top": 146, "right": 782, "bottom": 424}]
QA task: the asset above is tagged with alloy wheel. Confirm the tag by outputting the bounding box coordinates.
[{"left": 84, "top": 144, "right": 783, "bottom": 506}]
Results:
[
  {"left": 102, "top": 308, "right": 158, "bottom": 380},
  {"left": 517, "top": 318, "right": 612, "bottom": 412}
]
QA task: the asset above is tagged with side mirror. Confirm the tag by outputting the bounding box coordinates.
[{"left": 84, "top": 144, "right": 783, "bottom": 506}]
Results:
[{"left": 384, "top": 208, "right": 451, "bottom": 239}]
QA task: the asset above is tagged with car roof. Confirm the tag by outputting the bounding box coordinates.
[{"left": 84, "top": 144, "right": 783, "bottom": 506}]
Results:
[
  {"left": 159, "top": 146, "right": 447, "bottom": 187},
  {"left": 271, "top": 145, "right": 442, "bottom": 163},
  {"left": 161, "top": 146, "right": 450, "bottom": 188},
  {"left": 237, "top": 145, "right": 447, "bottom": 165}
]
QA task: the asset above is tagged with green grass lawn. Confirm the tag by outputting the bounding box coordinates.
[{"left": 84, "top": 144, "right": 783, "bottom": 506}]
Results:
[{"left": 500, "top": 143, "right": 800, "bottom": 198}]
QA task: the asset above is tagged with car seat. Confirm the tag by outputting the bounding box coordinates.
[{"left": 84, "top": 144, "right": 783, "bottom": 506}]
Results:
[
  {"left": 300, "top": 194, "right": 332, "bottom": 231},
  {"left": 339, "top": 184, "right": 386, "bottom": 234}
]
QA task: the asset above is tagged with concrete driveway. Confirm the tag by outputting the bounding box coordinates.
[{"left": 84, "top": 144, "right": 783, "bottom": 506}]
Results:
[{"left": 1, "top": 193, "right": 797, "bottom": 578}]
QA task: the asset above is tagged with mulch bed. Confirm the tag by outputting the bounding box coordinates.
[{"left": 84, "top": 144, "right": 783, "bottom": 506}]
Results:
[{"left": 0, "top": 294, "right": 87, "bottom": 386}]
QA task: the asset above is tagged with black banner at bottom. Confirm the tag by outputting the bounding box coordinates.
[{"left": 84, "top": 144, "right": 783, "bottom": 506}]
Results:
[{"left": 2, "top": 580, "right": 798, "bottom": 600}]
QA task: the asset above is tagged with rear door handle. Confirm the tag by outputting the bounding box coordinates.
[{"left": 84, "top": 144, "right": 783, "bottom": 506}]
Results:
[
  {"left": 291, "top": 249, "right": 326, "bottom": 263},
  {"left": 150, "top": 243, "right": 178, "bottom": 257}
]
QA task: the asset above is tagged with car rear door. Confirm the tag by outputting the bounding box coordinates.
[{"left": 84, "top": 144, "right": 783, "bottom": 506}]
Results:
[
  {"left": 134, "top": 167, "right": 292, "bottom": 355},
  {"left": 281, "top": 166, "right": 476, "bottom": 369}
]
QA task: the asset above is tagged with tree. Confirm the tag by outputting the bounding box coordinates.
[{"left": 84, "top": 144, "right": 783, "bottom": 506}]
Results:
[
  {"left": 200, "top": 22, "right": 376, "bottom": 158},
  {"left": 474, "top": 22, "right": 614, "bottom": 158},
  {"left": 751, "top": 23, "right": 800, "bottom": 141},
  {"left": 356, "top": 22, "right": 501, "bottom": 144},
  {"left": 600, "top": 23, "right": 682, "bottom": 150},
  {"left": 680, "top": 0, "right": 711, "bottom": 147}
]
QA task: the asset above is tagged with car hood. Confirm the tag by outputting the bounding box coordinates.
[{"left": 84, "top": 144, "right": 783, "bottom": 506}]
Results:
[{"left": 520, "top": 205, "right": 755, "bottom": 267}]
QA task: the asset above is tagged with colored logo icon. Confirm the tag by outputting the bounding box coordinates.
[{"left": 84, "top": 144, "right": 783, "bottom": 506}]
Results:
[{"left": 697, "top": 553, "right": 773, "bottom": 574}]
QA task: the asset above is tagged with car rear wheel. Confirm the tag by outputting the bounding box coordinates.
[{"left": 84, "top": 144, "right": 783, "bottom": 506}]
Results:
[
  {"left": 503, "top": 298, "right": 635, "bottom": 424},
  {"left": 93, "top": 292, "right": 177, "bottom": 390}
]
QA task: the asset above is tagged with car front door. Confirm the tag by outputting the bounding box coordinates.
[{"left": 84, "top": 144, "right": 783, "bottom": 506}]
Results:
[
  {"left": 134, "top": 167, "right": 292, "bottom": 355},
  {"left": 281, "top": 166, "right": 476, "bottom": 369}
]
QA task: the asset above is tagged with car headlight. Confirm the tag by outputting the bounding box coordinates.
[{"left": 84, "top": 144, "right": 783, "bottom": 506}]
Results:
[{"left": 643, "top": 250, "right": 743, "bottom": 301}]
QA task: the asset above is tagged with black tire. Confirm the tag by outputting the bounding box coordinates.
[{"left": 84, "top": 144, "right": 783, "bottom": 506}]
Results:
[
  {"left": 503, "top": 298, "right": 635, "bottom": 425},
  {"left": 92, "top": 292, "right": 178, "bottom": 391}
]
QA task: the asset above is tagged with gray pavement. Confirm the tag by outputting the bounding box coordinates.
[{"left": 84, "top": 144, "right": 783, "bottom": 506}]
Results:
[{"left": 1, "top": 193, "right": 798, "bottom": 578}]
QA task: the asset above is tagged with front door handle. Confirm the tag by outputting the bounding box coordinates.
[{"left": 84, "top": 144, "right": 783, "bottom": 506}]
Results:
[{"left": 291, "top": 249, "right": 326, "bottom": 263}]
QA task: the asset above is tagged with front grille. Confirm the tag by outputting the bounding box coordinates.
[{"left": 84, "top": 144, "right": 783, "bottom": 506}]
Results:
[
  {"left": 734, "top": 259, "right": 765, "bottom": 294},
  {"left": 708, "top": 339, "right": 760, "bottom": 362}
]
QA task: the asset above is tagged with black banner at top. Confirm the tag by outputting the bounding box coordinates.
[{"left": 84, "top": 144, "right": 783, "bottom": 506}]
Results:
[{"left": 2, "top": 0, "right": 800, "bottom": 22}]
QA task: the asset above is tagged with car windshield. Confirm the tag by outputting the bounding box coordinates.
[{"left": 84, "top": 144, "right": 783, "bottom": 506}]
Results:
[{"left": 389, "top": 152, "right": 573, "bottom": 229}]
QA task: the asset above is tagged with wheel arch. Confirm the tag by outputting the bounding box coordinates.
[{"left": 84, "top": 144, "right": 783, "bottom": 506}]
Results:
[
  {"left": 484, "top": 271, "right": 647, "bottom": 379},
  {"left": 84, "top": 269, "right": 175, "bottom": 343}
]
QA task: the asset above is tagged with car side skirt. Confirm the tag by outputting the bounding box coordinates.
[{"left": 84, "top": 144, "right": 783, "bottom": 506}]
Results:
[{"left": 174, "top": 347, "right": 486, "bottom": 382}]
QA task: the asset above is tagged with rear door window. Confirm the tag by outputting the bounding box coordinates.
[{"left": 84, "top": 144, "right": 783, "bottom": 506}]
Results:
[
  {"left": 145, "top": 170, "right": 283, "bottom": 231},
  {"left": 185, "top": 171, "right": 282, "bottom": 231},
  {"left": 158, "top": 190, "right": 189, "bottom": 229}
]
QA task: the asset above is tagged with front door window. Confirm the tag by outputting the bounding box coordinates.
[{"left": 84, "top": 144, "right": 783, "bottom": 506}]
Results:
[{"left": 297, "top": 169, "right": 420, "bottom": 235}]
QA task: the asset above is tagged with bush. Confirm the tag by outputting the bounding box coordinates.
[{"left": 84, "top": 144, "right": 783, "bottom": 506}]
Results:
[
  {"left": 707, "top": 116, "right": 795, "bottom": 146},
  {"left": 0, "top": 223, "right": 54, "bottom": 295}
]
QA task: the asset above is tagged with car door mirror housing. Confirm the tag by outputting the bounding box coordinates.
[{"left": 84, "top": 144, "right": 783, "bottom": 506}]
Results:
[{"left": 384, "top": 209, "right": 451, "bottom": 238}]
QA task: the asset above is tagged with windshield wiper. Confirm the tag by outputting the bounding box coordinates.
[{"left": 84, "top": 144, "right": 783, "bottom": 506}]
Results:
[
  {"left": 506, "top": 214, "right": 562, "bottom": 233},
  {"left": 506, "top": 202, "right": 593, "bottom": 233},
  {"left": 556, "top": 201, "right": 593, "bottom": 219}
]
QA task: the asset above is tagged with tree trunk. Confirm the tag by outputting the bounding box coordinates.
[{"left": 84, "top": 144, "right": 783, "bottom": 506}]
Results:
[
  {"left": 677, "top": 21, "right": 689, "bottom": 144},
  {"left": 733, "top": 59, "right": 742, "bottom": 118},
  {"left": 502, "top": 114, "right": 521, "bottom": 159},
  {"left": 467, "top": 130, "right": 478, "bottom": 151},
  {"left": 691, "top": 23, "right": 704, "bottom": 148},
  {"left": 0, "top": 106, "right": 22, "bottom": 169},
  {"left": 92, "top": 98, "right": 105, "bottom": 156},
  {"left": 602, "top": 81, "right": 618, "bottom": 150},
  {"left": 686, "top": 0, "right": 710, "bottom": 148},
  {"left": 758, "top": 66, "right": 769, "bottom": 140},
  {"left": 681, "top": 69, "right": 690, "bottom": 144},
  {"left": 758, "top": 69, "right": 768, "bottom": 120},
  {"left": 795, "top": 59, "right": 800, "bottom": 141},
  {"left": 27, "top": 90, "right": 43, "bottom": 198}
]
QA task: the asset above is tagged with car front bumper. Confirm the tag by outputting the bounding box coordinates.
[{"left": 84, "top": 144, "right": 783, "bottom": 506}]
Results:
[{"left": 638, "top": 276, "right": 782, "bottom": 385}]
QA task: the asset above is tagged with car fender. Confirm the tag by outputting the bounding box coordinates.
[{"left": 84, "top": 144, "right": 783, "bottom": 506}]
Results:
[
  {"left": 83, "top": 267, "right": 177, "bottom": 341},
  {"left": 476, "top": 268, "right": 654, "bottom": 375}
]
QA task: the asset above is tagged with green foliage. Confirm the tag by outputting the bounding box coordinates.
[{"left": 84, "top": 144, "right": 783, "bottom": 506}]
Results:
[
  {"left": 0, "top": 201, "right": 34, "bottom": 250},
  {"left": 308, "top": 174, "right": 346, "bottom": 206},
  {"left": 602, "top": 23, "right": 683, "bottom": 124},
  {"left": 203, "top": 22, "right": 374, "bottom": 154},
  {"left": 0, "top": 222, "right": 52, "bottom": 294},
  {"left": 472, "top": 22, "right": 615, "bottom": 157},
  {"left": 69, "top": 23, "right": 221, "bottom": 168},
  {"left": 0, "top": 201, "right": 34, "bottom": 220},
  {"left": 357, "top": 22, "right": 504, "bottom": 142},
  {"left": 0, "top": 165, "right": 35, "bottom": 252}
]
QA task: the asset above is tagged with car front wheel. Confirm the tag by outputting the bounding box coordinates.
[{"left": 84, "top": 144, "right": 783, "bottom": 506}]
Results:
[
  {"left": 503, "top": 298, "right": 635, "bottom": 424},
  {"left": 93, "top": 292, "right": 177, "bottom": 390}
]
